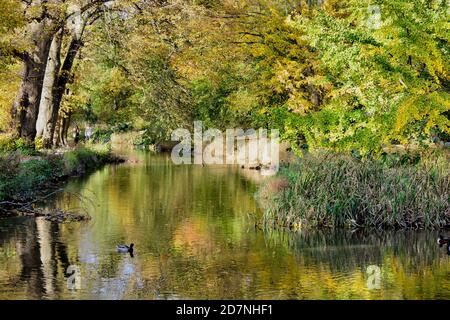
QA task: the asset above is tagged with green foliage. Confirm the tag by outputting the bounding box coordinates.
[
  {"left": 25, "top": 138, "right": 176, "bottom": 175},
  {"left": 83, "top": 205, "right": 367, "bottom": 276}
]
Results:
[
  {"left": 89, "top": 123, "right": 133, "bottom": 144},
  {"left": 0, "top": 146, "right": 114, "bottom": 202},
  {"left": 15, "top": 159, "right": 53, "bottom": 193},
  {"left": 182, "top": 0, "right": 449, "bottom": 155},
  {"left": 133, "top": 124, "right": 171, "bottom": 146},
  {"left": 278, "top": 0, "right": 450, "bottom": 154},
  {"left": 90, "top": 128, "right": 112, "bottom": 143},
  {"left": 0, "top": 156, "right": 54, "bottom": 201},
  {"left": 190, "top": 74, "right": 257, "bottom": 129},
  {"left": 133, "top": 134, "right": 154, "bottom": 148},
  {"left": 0, "top": 64, "right": 20, "bottom": 131},
  {"left": 0, "top": 153, "right": 20, "bottom": 201},
  {"left": 68, "top": 9, "right": 194, "bottom": 142},
  {"left": 62, "top": 146, "right": 110, "bottom": 173},
  {"left": 0, "top": 135, "right": 38, "bottom": 156},
  {"left": 2, "top": 0, "right": 448, "bottom": 156},
  {"left": 0, "top": 0, "right": 24, "bottom": 65}
]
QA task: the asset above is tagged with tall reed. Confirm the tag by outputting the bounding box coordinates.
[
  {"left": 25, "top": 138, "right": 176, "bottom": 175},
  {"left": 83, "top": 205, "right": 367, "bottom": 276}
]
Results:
[{"left": 259, "top": 151, "right": 450, "bottom": 230}]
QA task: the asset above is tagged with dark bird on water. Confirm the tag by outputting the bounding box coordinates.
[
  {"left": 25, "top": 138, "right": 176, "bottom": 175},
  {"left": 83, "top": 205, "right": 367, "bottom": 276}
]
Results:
[
  {"left": 437, "top": 235, "right": 449, "bottom": 247},
  {"left": 436, "top": 235, "right": 450, "bottom": 255},
  {"left": 117, "top": 243, "right": 134, "bottom": 254}
]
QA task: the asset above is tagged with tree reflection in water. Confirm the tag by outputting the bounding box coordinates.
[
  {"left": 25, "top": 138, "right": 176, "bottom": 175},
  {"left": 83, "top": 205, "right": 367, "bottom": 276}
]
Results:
[{"left": 0, "top": 152, "right": 448, "bottom": 299}]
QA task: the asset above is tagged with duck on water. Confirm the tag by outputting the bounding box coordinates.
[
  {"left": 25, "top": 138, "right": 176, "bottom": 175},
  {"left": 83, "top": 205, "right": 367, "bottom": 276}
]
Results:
[
  {"left": 117, "top": 243, "right": 134, "bottom": 256},
  {"left": 437, "top": 235, "right": 449, "bottom": 246},
  {"left": 437, "top": 235, "right": 450, "bottom": 255}
]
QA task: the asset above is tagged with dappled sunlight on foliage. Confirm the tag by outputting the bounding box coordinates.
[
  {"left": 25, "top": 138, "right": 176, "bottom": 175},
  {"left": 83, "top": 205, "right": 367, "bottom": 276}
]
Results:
[{"left": 0, "top": 64, "right": 21, "bottom": 132}]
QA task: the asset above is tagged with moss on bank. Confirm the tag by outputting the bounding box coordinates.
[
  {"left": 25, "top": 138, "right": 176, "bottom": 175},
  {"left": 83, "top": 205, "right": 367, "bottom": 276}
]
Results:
[
  {"left": 0, "top": 145, "right": 123, "bottom": 205},
  {"left": 258, "top": 151, "right": 450, "bottom": 230}
]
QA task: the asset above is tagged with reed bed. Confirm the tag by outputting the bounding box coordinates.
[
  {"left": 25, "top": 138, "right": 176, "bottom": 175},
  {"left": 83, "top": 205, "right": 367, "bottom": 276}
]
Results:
[{"left": 259, "top": 151, "right": 450, "bottom": 230}]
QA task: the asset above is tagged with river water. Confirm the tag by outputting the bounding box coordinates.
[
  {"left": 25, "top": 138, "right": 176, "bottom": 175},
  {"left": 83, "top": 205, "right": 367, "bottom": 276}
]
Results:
[{"left": 0, "top": 151, "right": 448, "bottom": 299}]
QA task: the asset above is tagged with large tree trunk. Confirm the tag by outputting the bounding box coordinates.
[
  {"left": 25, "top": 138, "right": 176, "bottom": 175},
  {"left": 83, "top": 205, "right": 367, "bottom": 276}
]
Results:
[
  {"left": 11, "top": 32, "right": 53, "bottom": 143},
  {"left": 11, "top": 0, "right": 95, "bottom": 146},
  {"left": 48, "top": 37, "right": 84, "bottom": 146},
  {"left": 36, "top": 29, "right": 63, "bottom": 148},
  {"left": 47, "top": 4, "right": 88, "bottom": 148},
  {"left": 10, "top": 0, "right": 63, "bottom": 144}
]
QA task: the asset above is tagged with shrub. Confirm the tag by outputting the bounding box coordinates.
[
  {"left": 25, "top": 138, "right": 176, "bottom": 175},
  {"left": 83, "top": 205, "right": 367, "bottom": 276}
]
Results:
[
  {"left": 0, "top": 153, "right": 20, "bottom": 201},
  {"left": 0, "top": 134, "right": 36, "bottom": 156},
  {"left": 111, "top": 122, "right": 133, "bottom": 133},
  {"left": 15, "top": 159, "right": 53, "bottom": 194},
  {"left": 91, "top": 128, "right": 113, "bottom": 143},
  {"left": 62, "top": 146, "right": 109, "bottom": 174},
  {"left": 0, "top": 145, "right": 115, "bottom": 203}
]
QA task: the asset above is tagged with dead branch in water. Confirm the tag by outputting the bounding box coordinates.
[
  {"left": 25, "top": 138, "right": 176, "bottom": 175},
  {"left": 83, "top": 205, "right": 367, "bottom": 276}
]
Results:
[
  {"left": 0, "top": 188, "right": 93, "bottom": 223},
  {"left": 0, "top": 189, "right": 64, "bottom": 208}
]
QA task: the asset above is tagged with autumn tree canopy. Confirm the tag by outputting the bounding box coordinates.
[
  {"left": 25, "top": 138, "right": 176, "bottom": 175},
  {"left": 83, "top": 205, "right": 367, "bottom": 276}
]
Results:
[{"left": 0, "top": 0, "right": 448, "bottom": 154}]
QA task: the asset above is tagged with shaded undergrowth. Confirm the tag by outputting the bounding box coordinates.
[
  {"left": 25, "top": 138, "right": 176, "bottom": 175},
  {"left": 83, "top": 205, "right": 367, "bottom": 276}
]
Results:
[{"left": 0, "top": 145, "right": 122, "bottom": 206}]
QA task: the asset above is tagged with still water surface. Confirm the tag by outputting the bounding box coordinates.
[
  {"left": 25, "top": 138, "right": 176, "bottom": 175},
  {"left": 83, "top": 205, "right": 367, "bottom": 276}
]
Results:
[{"left": 0, "top": 152, "right": 448, "bottom": 299}]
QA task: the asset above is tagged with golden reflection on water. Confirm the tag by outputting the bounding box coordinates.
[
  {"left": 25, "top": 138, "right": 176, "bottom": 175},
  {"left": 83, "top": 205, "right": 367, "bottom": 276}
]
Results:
[{"left": 0, "top": 151, "right": 448, "bottom": 299}]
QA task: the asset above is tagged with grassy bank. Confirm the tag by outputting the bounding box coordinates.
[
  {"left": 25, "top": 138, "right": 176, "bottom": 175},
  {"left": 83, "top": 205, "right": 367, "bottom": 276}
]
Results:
[
  {"left": 258, "top": 151, "right": 450, "bottom": 230},
  {"left": 0, "top": 144, "right": 122, "bottom": 209}
]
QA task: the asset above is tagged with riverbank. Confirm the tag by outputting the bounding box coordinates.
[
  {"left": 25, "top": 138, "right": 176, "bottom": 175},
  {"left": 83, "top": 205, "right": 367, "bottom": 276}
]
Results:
[
  {"left": 258, "top": 150, "right": 450, "bottom": 231},
  {"left": 0, "top": 144, "right": 124, "bottom": 217}
]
